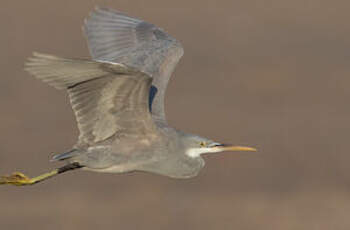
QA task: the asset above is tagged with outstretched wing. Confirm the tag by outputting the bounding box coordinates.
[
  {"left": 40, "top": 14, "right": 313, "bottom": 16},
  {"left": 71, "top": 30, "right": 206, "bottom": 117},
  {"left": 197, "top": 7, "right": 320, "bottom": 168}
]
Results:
[
  {"left": 84, "top": 7, "right": 184, "bottom": 124},
  {"left": 25, "top": 53, "right": 156, "bottom": 145}
]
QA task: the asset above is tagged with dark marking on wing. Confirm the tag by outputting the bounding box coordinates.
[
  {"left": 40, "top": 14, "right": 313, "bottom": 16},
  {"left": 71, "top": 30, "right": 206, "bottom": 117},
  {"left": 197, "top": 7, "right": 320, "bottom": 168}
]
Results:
[{"left": 148, "top": 85, "right": 158, "bottom": 112}]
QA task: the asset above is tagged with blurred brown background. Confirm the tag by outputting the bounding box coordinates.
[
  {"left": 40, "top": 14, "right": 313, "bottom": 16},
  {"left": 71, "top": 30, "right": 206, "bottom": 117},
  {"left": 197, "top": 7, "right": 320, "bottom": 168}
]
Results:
[{"left": 1, "top": 0, "right": 350, "bottom": 229}]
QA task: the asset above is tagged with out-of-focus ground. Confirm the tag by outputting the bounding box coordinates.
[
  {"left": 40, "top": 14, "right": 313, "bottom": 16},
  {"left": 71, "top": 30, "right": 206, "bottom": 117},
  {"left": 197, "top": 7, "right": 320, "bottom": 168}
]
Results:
[{"left": 0, "top": 0, "right": 349, "bottom": 229}]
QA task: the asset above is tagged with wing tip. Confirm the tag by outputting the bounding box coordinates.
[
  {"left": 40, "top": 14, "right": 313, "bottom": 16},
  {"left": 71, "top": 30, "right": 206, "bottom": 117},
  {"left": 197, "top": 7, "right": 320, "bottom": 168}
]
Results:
[
  {"left": 85, "top": 6, "right": 140, "bottom": 25},
  {"left": 93, "top": 6, "right": 128, "bottom": 17},
  {"left": 24, "top": 52, "right": 60, "bottom": 68}
]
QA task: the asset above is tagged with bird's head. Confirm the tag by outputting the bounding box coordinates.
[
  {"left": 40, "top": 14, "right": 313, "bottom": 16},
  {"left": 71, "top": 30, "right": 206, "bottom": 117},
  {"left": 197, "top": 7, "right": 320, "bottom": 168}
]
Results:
[{"left": 182, "top": 134, "right": 256, "bottom": 158}]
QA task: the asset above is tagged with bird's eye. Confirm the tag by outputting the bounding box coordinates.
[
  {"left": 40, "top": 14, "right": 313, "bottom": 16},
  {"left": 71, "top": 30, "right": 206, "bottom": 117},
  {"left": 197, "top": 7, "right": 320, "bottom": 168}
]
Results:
[{"left": 199, "top": 142, "right": 206, "bottom": 147}]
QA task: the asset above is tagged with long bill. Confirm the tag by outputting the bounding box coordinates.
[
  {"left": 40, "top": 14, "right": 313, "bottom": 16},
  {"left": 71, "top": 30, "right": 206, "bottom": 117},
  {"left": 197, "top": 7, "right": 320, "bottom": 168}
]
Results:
[{"left": 212, "top": 145, "right": 257, "bottom": 152}]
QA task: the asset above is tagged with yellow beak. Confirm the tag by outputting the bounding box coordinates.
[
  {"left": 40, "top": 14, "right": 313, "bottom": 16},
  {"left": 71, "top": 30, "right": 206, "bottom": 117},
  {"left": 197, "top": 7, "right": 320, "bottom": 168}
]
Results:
[{"left": 213, "top": 145, "right": 257, "bottom": 152}]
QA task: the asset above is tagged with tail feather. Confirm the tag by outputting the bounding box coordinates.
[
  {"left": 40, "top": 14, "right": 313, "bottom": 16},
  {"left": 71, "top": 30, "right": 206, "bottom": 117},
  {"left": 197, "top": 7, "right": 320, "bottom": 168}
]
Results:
[{"left": 51, "top": 149, "right": 79, "bottom": 161}]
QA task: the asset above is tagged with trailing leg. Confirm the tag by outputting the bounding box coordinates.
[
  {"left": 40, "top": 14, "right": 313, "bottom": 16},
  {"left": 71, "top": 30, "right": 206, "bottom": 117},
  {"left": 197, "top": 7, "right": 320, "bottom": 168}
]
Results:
[{"left": 0, "top": 162, "right": 83, "bottom": 186}]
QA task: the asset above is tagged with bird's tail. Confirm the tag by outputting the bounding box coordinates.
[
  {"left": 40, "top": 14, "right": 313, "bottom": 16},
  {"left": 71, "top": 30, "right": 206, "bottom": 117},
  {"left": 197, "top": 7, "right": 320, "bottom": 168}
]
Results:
[{"left": 51, "top": 149, "right": 80, "bottom": 161}]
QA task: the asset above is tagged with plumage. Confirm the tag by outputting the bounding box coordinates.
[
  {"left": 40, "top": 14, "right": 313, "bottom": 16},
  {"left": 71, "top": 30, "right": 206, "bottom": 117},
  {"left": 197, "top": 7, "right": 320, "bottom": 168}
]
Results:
[
  {"left": 84, "top": 7, "right": 184, "bottom": 124},
  {"left": 0, "top": 7, "right": 256, "bottom": 186},
  {"left": 26, "top": 52, "right": 155, "bottom": 146}
]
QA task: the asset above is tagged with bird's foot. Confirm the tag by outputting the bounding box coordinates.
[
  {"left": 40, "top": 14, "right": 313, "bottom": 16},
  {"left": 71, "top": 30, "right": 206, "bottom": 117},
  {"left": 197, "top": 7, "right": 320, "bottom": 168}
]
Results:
[
  {"left": 0, "top": 172, "right": 35, "bottom": 186},
  {"left": 0, "top": 163, "right": 82, "bottom": 187}
]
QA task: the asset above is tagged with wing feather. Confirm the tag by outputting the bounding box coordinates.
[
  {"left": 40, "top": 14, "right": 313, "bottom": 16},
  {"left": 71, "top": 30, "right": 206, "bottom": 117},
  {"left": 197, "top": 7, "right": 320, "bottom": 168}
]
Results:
[
  {"left": 25, "top": 53, "right": 155, "bottom": 145},
  {"left": 84, "top": 7, "right": 184, "bottom": 124}
]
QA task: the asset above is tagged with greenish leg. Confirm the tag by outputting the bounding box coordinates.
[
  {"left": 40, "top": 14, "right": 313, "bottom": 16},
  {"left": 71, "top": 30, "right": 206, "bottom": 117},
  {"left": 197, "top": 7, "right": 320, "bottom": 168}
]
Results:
[{"left": 0, "top": 162, "right": 82, "bottom": 186}]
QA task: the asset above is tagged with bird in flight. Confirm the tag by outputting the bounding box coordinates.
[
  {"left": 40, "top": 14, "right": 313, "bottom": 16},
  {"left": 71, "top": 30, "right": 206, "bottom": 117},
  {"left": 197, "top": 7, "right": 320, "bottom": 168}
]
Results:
[{"left": 0, "top": 7, "right": 256, "bottom": 186}]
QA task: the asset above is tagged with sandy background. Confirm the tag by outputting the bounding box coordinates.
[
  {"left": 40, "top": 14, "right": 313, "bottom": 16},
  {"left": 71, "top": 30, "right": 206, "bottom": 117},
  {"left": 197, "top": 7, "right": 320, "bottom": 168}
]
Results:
[{"left": 0, "top": 0, "right": 350, "bottom": 229}]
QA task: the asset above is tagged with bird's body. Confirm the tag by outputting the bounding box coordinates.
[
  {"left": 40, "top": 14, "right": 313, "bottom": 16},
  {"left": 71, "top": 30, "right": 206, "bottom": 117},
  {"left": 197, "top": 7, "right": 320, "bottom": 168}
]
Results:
[
  {"left": 0, "top": 7, "right": 255, "bottom": 186},
  {"left": 72, "top": 127, "right": 205, "bottom": 178}
]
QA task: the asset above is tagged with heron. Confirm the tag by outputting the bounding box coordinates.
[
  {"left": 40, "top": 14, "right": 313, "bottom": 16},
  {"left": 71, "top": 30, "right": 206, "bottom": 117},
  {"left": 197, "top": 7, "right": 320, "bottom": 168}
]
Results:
[{"left": 0, "top": 7, "right": 256, "bottom": 186}]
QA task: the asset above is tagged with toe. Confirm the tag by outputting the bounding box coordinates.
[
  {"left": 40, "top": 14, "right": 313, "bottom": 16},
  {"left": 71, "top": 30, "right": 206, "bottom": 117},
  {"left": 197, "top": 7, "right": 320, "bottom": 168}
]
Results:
[{"left": 0, "top": 172, "right": 33, "bottom": 186}]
